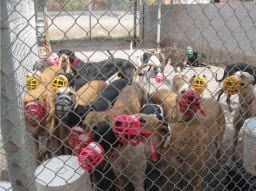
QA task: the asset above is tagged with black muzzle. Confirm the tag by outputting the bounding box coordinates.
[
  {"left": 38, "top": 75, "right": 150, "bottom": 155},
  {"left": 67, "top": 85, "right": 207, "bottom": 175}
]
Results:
[{"left": 55, "top": 95, "right": 74, "bottom": 118}]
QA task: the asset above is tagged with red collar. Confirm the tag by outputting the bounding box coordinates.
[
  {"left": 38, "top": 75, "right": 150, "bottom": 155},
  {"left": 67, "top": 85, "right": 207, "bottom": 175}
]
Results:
[{"left": 71, "top": 58, "right": 80, "bottom": 66}]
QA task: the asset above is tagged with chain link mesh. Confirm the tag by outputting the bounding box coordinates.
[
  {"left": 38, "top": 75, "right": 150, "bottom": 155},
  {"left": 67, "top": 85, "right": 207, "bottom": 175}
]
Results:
[{"left": 1, "top": 0, "right": 256, "bottom": 190}]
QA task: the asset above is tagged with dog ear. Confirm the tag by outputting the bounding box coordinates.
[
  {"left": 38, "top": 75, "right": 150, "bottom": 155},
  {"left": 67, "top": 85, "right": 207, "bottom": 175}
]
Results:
[
  {"left": 158, "top": 121, "right": 169, "bottom": 134},
  {"left": 138, "top": 116, "right": 147, "bottom": 124},
  {"left": 58, "top": 49, "right": 76, "bottom": 63}
]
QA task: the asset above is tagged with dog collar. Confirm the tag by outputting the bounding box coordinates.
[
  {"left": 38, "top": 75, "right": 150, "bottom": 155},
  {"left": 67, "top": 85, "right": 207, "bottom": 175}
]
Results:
[{"left": 71, "top": 58, "right": 80, "bottom": 66}]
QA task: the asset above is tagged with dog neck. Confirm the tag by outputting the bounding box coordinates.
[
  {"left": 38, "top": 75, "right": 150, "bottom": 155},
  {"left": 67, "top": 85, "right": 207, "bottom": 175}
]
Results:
[{"left": 239, "top": 85, "right": 255, "bottom": 108}]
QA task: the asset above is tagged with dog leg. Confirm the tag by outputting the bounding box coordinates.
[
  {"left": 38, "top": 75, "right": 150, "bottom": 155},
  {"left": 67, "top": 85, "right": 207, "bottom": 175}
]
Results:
[
  {"left": 226, "top": 94, "right": 233, "bottom": 113},
  {"left": 216, "top": 89, "right": 224, "bottom": 102},
  {"left": 192, "top": 174, "right": 202, "bottom": 191},
  {"left": 32, "top": 134, "right": 41, "bottom": 165},
  {"left": 232, "top": 113, "right": 244, "bottom": 161},
  {"left": 214, "top": 141, "right": 222, "bottom": 173}
]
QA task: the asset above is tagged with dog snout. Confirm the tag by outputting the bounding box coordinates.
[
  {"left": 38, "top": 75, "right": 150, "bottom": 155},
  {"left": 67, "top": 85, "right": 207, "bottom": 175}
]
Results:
[{"left": 188, "top": 96, "right": 194, "bottom": 102}]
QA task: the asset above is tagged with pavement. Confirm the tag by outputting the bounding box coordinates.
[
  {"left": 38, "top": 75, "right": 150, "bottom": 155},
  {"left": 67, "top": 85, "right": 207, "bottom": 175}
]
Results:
[{"left": 1, "top": 40, "right": 252, "bottom": 189}]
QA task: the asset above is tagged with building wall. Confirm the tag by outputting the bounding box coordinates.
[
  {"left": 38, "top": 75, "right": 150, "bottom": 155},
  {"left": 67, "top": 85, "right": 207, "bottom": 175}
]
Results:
[{"left": 141, "top": 2, "right": 256, "bottom": 57}]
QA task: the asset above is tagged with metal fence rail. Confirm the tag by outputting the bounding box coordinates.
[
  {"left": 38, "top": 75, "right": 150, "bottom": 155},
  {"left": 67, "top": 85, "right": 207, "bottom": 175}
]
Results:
[{"left": 1, "top": 0, "right": 256, "bottom": 191}]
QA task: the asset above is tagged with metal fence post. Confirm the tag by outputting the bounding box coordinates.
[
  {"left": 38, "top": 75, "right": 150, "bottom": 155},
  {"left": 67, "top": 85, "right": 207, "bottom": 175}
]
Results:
[
  {"left": 1, "top": 0, "right": 37, "bottom": 190},
  {"left": 156, "top": 0, "right": 162, "bottom": 50}
]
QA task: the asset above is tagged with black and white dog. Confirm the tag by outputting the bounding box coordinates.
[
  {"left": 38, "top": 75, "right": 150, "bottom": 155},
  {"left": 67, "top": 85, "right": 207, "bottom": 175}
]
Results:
[
  {"left": 140, "top": 101, "right": 169, "bottom": 191},
  {"left": 64, "top": 78, "right": 130, "bottom": 127},
  {"left": 58, "top": 49, "right": 136, "bottom": 90},
  {"left": 215, "top": 62, "right": 256, "bottom": 112},
  {"left": 133, "top": 48, "right": 166, "bottom": 83}
]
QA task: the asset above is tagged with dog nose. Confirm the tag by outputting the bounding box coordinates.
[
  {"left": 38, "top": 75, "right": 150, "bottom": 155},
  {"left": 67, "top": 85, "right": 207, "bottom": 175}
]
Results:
[{"left": 188, "top": 96, "right": 194, "bottom": 101}]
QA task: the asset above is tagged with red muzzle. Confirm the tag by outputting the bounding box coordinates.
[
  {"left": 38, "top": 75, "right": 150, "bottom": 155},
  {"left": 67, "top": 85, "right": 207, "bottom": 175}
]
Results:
[
  {"left": 177, "top": 90, "right": 203, "bottom": 117},
  {"left": 78, "top": 142, "right": 105, "bottom": 171},
  {"left": 112, "top": 115, "right": 152, "bottom": 146},
  {"left": 68, "top": 126, "right": 92, "bottom": 155},
  {"left": 25, "top": 102, "right": 47, "bottom": 122},
  {"left": 71, "top": 58, "right": 80, "bottom": 66},
  {"left": 47, "top": 53, "right": 60, "bottom": 66}
]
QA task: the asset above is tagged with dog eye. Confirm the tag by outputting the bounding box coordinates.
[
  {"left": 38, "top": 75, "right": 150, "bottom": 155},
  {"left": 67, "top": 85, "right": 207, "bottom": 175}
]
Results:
[
  {"left": 180, "top": 90, "right": 186, "bottom": 94},
  {"left": 139, "top": 118, "right": 147, "bottom": 124}
]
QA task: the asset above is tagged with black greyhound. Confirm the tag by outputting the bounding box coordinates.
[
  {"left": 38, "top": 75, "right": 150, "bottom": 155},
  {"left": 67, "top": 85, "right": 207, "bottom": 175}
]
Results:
[
  {"left": 56, "top": 78, "right": 129, "bottom": 191},
  {"left": 61, "top": 78, "right": 130, "bottom": 127},
  {"left": 58, "top": 49, "right": 136, "bottom": 90},
  {"left": 215, "top": 62, "right": 256, "bottom": 112}
]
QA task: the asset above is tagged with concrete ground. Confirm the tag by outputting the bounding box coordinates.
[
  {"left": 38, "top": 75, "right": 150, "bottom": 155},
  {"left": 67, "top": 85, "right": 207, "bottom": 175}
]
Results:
[
  {"left": 1, "top": 39, "right": 255, "bottom": 190},
  {"left": 52, "top": 39, "right": 239, "bottom": 161}
]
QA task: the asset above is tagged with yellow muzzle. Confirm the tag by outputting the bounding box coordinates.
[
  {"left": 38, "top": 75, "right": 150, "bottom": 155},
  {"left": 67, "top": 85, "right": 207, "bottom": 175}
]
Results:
[
  {"left": 222, "top": 75, "right": 244, "bottom": 95},
  {"left": 26, "top": 74, "right": 41, "bottom": 90},
  {"left": 52, "top": 74, "right": 69, "bottom": 91},
  {"left": 191, "top": 76, "right": 208, "bottom": 94}
]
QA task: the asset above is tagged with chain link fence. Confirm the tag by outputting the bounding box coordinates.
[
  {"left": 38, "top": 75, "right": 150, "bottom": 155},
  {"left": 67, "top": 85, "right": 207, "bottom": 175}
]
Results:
[{"left": 1, "top": 0, "right": 256, "bottom": 190}]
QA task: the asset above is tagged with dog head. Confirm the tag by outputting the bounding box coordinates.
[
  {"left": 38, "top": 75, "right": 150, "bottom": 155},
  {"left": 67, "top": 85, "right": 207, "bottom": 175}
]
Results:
[
  {"left": 52, "top": 74, "right": 69, "bottom": 91},
  {"left": 133, "top": 113, "right": 170, "bottom": 152},
  {"left": 136, "top": 52, "right": 161, "bottom": 67},
  {"left": 176, "top": 89, "right": 204, "bottom": 117},
  {"left": 55, "top": 87, "right": 77, "bottom": 119},
  {"left": 78, "top": 121, "right": 120, "bottom": 170},
  {"left": 140, "top": 103, "right": 165, "bottom": 121},
  {"left": 172, "top": 74, "right": 190, "bottom": 94},
  {"left": 23, "top": 84, "right": 53, "bottom": 128},
  {"left": 185, "top": 46, "right": 194, "bottom": 58},
  {"left": 58, "top": 49, "right": 76, "bottom": 63},
  {"left": 47, "top": 53, "right": 60, "bottom": 66},
  {"left": 25, "top": 71, "right": 42, "bottom": 90},
  {"left": 222, "top": 71, "right": 254, "bottom": 95},
  {"left": 189, "top": 74, "right": 208, "bottom": 95}
]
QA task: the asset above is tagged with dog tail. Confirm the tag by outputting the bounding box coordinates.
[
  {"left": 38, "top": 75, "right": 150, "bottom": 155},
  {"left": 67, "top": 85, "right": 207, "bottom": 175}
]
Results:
[
  {"left": 215, "top": 72, "right": 225, "bottom": 82},
  {"left": 130, "top": 41, "right": 134, "bottom": 52}
]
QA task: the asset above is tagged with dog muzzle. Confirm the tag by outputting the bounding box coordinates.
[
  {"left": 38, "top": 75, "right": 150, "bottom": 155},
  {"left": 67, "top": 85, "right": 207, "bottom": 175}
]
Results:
[
  {"left": 155, "top": 73, "right": 164, "bottom": 83},
  {"left": 222, "top": 75, "right": 244, "bottom": 95},
  {"left": 191, "top": 76, "right": 208, "bottom": 94},
  {"left": 177, "top": 90, "right": 204, "bottom": 117},
  {"left": 68, "top": 126, "right": 92, "bottom": 155},
  {"left": 55, "top": 95, "right": 74, "bottom": 118},
  {"left": 52, "top": 74, "right": 69, "bottom": 91},
  {"left": 78, "top": 142, "right": 105, "bottom": 170},
  {"left": 185, "top": 46, "right": 193, "bottom": 58},
  {"left": 47, "top": 53, "right": 60, "bottom": 66},
  {"left": 113, "top": 115, "right": 152, "bottom": 146},
  {"left": 26, "top": 75, "right": 41, "bottom": 90},
  {"left": 155, "top": 67, "right": 164, "bottom": 84},
  {"left": 25, "top": 102, "right": 47, "bottom": 122}
]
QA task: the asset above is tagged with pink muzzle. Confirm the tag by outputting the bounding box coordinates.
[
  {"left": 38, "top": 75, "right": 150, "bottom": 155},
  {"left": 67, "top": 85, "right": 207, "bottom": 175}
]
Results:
[
  {"left": 47, "top": 53, "right": 60, "bottom": 66},
  {"left": 155, "top": 73, "right": 164, "bottom": 84}
]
